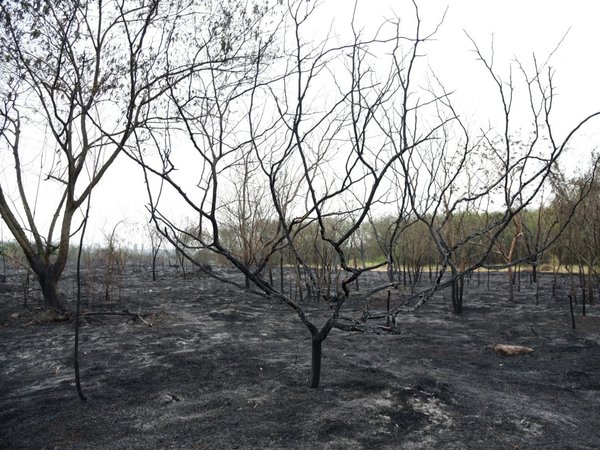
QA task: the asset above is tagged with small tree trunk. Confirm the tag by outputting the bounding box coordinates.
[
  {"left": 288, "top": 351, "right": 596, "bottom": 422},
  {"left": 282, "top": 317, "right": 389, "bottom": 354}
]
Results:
[
  {"left": 22, "top": 272, "right": 30, "bottom": 310},
  {"left": 386, "top": 291, "right": 391, "bottom": 328},
  {"left": 581, "top": 271, "right": 587, "bottom": 317},
  {"left": 310, "top": 335, "right": 323, "bottom": 388},
  {"left": 451, "top": 281, "right": 458, "bottom": 313},
  {"left": 1, "top": 247, "right": 6, "bottom": 280},
  {"left": 305, "top": 281, "right": 314, "bottom": 302},
  {"left": 295, "top": 270, "right": 304, "bottom": 301},
  {"left": 451, "top": 273, "right": 463, "bottom": 314},
  {"left": 152, "top": 249, "right": 158, "bottom": 282},
  {"left": 74, "top": 199, "right": 90, "bottom": 402},
  {"left": 578, "top": 266, "right": 586, "bottom": 309},
  {"left": 507, "top": 267, "right": 514, "bottom": 302},
  {"left": 280, "top": 253, "right": 284, "bottom": 293},
  {"left": 568, "top": 294, "right": 576, "bottom": 329},
  {"left": 181, "top": 261, "right": 187, "bottom": 280}
]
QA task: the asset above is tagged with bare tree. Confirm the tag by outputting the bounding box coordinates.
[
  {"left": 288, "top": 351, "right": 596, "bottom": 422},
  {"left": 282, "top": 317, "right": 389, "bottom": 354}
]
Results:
[
  {"left": 521, "top": 195, "right": 553, "bottom": 284},
  {"left": 136, "top": 2, "right": 599, "bottom": 388},
  {"left": 221, "top": 151, "right": 278, "bottom": 288},
  {"left": 137, "top": 2, "right": 454, "bottom": 387},
  {"left": 404, "top": 33, "right": 600, "bottom": 315},
  {"left": 492, "top": 214, "right": 523, "bottom": 303},
  {"left": 0, "top": 0, "right": 234, "bottom": 309},
  {"left": 551, "top": 159, "right": 600, "bottom": 309},
  {"left": 147, "top": 222, "right": 164, "bottom": 282},
  {"left": 100, "top": 220, "right": 126, "bottom": 305}
]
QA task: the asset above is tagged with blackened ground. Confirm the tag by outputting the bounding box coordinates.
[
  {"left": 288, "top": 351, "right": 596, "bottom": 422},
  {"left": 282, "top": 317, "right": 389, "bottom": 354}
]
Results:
[{"left": 0, "top": 268, "right": 599, "bottom": 449}]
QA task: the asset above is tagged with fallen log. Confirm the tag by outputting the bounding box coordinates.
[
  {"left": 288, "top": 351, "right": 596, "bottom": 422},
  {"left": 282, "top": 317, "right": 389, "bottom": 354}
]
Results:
[{"left": 493, "top": 344, "right": 534, "bottom": 356}]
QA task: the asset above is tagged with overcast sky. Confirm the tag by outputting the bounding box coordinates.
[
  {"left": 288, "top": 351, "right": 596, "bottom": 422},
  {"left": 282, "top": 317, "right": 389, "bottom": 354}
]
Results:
[{"left": 2, "top": 0, "right": 600, "bottom": 246}]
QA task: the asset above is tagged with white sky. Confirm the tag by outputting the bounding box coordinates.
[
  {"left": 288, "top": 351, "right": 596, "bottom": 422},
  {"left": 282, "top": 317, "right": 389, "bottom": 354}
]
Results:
[{"left": 2, "top": 0, "right": 600, "bottom": 246}]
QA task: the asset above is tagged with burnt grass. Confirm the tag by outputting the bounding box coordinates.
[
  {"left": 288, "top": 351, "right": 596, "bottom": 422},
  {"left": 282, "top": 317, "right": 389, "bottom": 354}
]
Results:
[{"left": 1, "top": 267, "right": 599, "bottom": 449}]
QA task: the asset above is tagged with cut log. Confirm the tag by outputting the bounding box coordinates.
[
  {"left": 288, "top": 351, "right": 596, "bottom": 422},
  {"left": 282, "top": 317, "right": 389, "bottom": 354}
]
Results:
[{"left": 493, "top": 344, "right": 534, "bottom": 356}]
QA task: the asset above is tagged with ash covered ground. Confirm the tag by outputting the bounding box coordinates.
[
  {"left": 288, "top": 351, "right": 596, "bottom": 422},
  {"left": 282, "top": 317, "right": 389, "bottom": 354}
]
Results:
[{"left": 1, "top": 267, "right": 599, "bottom": 449}]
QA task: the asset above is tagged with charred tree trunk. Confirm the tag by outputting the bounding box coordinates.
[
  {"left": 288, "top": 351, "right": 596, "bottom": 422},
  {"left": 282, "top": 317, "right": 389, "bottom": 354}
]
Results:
[
  {"left": 387, "top": 260, "right": 395, "bottom": 283},
  {"left": 531, "top": 262, "right": 538, "bottom": 284},
  {"left": 451, "top": 271, "right": 464, "bottom": 314},
  {"left": 386, "top": 291, "right": 391, "bottom": 328},
  {"left": 22, "top": 272, "right": 30, "bottom": 310},
  {"left": 353, "top": 253, "right": 360, "bottom": 291},
  {"left": 568, "top": 294, "right": 576, "bottom": 329},
  {"left": 151, "top": 248, "right": 159, "bottom": 282},
  {"left": 280, "top": 253, "right": 284, "bottom": 294},
  {"left": 295, "top": 269, "right": 304, "bottom": 302},
  {"left": 310, "top": 334, "right": 323, "bottom": 388},
  {"left": 305, "top": 281, "right": 314, "bottom": 302},
  {"left": 1, "top": 246, "right": 6, "bottom": 281},
  {"left": 581, "top": 271, "right": 587, "bottom": 317},
  {"left": 578, "top": 266, "right": 587, "bottom": 316},
  {"left": 37, "top": 268, "right": 63, "bottom": 310},
  {"left": 180, "top": 259, "right": 187, "bottom": 280},
  {"left": 507, "top": 267, "right": 514, "bottom": 302},
  {"left": 74, "top": 197, "right": 91, "bottom": 402}
]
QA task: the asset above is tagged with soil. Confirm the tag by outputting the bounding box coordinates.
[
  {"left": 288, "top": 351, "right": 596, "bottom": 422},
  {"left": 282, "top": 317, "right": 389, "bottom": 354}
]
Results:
[{"left": 1, "top": 266, "right": 599, "bottom": 449}]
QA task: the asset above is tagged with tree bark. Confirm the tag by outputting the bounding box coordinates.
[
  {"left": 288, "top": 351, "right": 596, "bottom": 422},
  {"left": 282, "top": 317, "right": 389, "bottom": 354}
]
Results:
[
  {"left": 568, "top": 294, "right": 576, "bottom": 329},
  {"left": 450, "top": 266, "right": 463, "bottom": 314},
  {"left": 451, "top": 278, "right": 464, "bottom": 314},
  {"left": 507, "top": 267, "right": 514, "bottom": 302},
  {"left": 386, "top": 291, "right": 391, "bottom": 328},
  {"left": 310, "top": 335, "right": 323, "bottom": 388},
  {"left": 152, "top": 249, "right": 159, "bottom": 282},
  {"left": 37, "top": 267, "right": 64, "bottom": 310},
  {"left": 279, "top": 253, "right": 284, "bottom": 293},
  {"left": 387, "top": 261, "right": 394, "bottom": 283}
]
